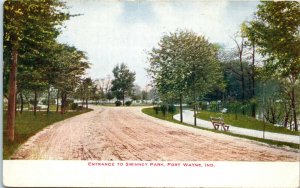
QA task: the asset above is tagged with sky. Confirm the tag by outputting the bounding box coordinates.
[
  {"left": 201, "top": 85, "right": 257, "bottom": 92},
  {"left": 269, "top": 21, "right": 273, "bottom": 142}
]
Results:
[{"left": 58, "top": 0, "right": 260, "bottom": 88}]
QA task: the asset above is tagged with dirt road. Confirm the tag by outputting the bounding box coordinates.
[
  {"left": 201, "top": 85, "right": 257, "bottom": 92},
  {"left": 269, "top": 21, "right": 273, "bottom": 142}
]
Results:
[{"left": 12, "top": 106, "right": 299, "bottom": 161}]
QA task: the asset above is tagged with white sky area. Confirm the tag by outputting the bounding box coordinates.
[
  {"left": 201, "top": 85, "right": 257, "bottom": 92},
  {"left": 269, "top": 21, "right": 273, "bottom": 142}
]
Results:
[{"left": 58, "top": 0, "right": 259, "bottom": 88}]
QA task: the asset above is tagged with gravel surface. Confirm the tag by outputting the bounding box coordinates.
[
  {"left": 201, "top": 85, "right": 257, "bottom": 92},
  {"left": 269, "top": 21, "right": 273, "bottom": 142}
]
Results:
[{"left": 11, "top": 106, "right": 299, "bottom": 161}]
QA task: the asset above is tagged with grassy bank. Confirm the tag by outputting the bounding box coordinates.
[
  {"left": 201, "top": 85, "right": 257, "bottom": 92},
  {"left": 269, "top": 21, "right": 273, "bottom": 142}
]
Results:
[
  {"left": 3, "top": 109, "right": 92, "bottom": 159},
  {"left": 197, "top": 111, "right": 300, "bottom": 136},
  {"left": 142, "top": 107, "right": 300, "bottom": 150}
]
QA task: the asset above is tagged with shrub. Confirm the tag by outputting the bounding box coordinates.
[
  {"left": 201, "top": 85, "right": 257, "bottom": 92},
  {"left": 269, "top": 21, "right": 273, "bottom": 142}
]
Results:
[
  {"left": 200, "top": 101, "right": 208, "bottom": 111},
  {"left": 160, "top": 104, "right": 168, "bottom": 116},
  {"left": 153, "top": 106, "right": 159, "bottom": 114},
  {"left": 168, "top": 104, "right": 176, "bottom": 114},
  {"left": 125, "top": 101, "right": 132, "bottom": 106},
  {"left": 71, "top": 103, "right": 78, "bottom": 110},
  {"left": 115, "top": 100, "right": 122, "bottom": 106}
]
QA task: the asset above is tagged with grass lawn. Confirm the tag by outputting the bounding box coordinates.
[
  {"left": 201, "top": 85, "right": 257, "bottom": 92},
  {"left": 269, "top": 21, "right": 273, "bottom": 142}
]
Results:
[
  {"left": 3, "top": 109, "right": 92, "bottom": 159},
  {"left": 197, "top": 111, "right": 300, "bottom": 136},
  {"left": 142, "top": 107, "right": 300, "bottom": 150}
]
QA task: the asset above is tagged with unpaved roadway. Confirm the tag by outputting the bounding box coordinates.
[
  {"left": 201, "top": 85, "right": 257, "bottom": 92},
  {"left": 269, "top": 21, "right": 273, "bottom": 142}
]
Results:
[{"left": 12, "top": 106, "right": 299, "bottom": 161}]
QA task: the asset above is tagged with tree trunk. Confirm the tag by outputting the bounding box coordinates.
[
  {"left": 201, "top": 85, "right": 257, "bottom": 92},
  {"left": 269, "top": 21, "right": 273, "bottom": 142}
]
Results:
[
  {"left": 239, "top": 52, "right": 245, "bottom": 115},
  {"left": 61, "top": 93, "right": 66, "bottom": 115},
  {"left": 291, "top": 87, "right": 298, "bottom": 131},
  {"left": 171, "top": 99, "right": 174, "bottom": 120},
  {"left": 251, "top": 44, "right": 256, "bottom": 118},
  {"left": 180, "top": 93, "right": 183, "bottom": 123},
  {"left": 33, "top": 89, "right": 37, "bottom": 116},
  {"left": 15, "top": 91, "right": 18, "bottom": 113},
  {"left": 61, "top": 94, "right": 64, "bottom": 115},
  {"left": 283, "top": 102, "right": 290, "bottom": 128},
  {"left": 6, "top": 48, "right": 18, "bottom": 142},
  {"left": 47, "top": 86, "right": 50, "bottom": 114},
  {"left": 194, "top": 87, "right": 197, "bottom": 126},
  {"left": 86, "top": 98, "right": 88, "bottom": 109},
  {"left": 236, "top": 37, "right": 245, "bottom": 115},
  {"left": 20, "top": 91, "right": 23, "bottom": 114},
  {"left": 122, "top": 90, "right": 125, "bottom": 106},
  {"left": 56, "top": 90, "right": 59, "bottom": 113}
]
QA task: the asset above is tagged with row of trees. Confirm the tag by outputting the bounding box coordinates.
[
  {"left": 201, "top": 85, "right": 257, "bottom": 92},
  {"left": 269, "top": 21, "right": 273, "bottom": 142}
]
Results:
[
  {"left": 3, "top": 0, "right": 90, "bottom": 142},
  {"left": 94, "top": 63, "right": 151, "bottom": 106},
  {"left": 148, "top": 1, "right": 300, "bottom": 131}
]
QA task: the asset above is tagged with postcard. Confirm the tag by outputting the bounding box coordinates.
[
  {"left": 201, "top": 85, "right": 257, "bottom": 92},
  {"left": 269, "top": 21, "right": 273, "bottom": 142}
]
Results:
[{"left": 2, "top": 0, "right": 300, "bottom": 187}]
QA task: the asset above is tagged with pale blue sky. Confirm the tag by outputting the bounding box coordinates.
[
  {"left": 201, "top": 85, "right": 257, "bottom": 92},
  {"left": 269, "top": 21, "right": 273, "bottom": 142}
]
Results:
[{"left": 58, "top": 0, "right": 259, "bottom": 88}]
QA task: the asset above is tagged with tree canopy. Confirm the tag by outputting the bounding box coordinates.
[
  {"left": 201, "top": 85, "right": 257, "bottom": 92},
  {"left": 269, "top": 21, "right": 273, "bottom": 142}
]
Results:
[{"left": 111, "top": 63, "right": 136, "bottom": 105}]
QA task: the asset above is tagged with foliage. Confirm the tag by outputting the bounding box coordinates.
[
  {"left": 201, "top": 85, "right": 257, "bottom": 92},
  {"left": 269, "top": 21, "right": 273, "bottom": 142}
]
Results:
[
  {"left": 168, "top": 104, "right": 176, "bottom": 114},
  {"left": 153, "top": 106, "right": 160, "bottom": 114},
  {"left": 245, "top": 1, "right": 300, "bottom": 131},
  {"left": 148, "top": 30, "right": 224, "bottom": 125},
  {"left": 125, "top": 101, "right": 132, "bottom": 106},
  {"left": 111, "top": 63, "right": 136, "bottom": 105},
  {"left": 70, "top": 103, "right": 79, "bottom": 110},
  {"left": 160, "top": 104, "right": 168, "bottom": 116},
  {"left": 115, "top": 100, "right": 122, "bottom": 106}
]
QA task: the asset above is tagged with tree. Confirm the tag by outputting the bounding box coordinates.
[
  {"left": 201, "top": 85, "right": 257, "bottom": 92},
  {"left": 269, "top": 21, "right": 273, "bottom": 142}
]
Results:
[
  {"left": 148, "top": 31, "right": 190, "bottom": 122},
  {"left": 55, "top": 44, "right": 90, "bottom": 114},
  {"left": 241, "top": 22, "right": 258, "bottom": 117},
  {"left": 231, "top": 33, "right": 247, "bottom": 114},
  {"left": 111, "top": 63, "right": 136, "bottom": 106},
  {"left": 4, "top": 0, "right": 70, "bottom": 141},
  {"left": 141, "top": 90, "right": 149, "bottom": 102},
  {"left": 181, "top": 32, "right": 224, "bottom": 126},
  {"left": 246, "top": 1, "right": 300, "bottom": 131},
  {"left": 148, "top": 30, "right": 224, "bottom": 125}
]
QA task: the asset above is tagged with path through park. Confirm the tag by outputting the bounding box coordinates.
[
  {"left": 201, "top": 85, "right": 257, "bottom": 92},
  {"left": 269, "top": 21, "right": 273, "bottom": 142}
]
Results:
[{"left": 12, "top": 106, "right": 299, "bottom": 161}]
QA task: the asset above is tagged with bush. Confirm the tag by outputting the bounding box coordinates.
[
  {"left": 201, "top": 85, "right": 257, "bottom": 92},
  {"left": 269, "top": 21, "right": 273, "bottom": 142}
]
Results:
[
  {"left": 71, "top": 103, "right": 78, "bottom": 110},
  {"left": 168, "top": 104, "right": 176, "bottom": 114},
  {"left": 153, "top": 106, "right": 159, "bottom": 114},
  {"left": 115, "top": 100, "right": 122, "bottom": 106},
  {"left": 160, "top": 104, "right": 168, "bottom": 116},
  {"left": 200, "top": 101, "right": 208, "bottom": 111},
  {"left": 125, "top": 101, "right": 132, "bottom": 106}
]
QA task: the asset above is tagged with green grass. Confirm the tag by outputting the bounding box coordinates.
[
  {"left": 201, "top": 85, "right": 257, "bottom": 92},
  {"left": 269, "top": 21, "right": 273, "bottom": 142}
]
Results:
[
  {"left": 3, "top": 109, "right": 92, "bottom": 159},
  {"left": 197, "top": 111, "right": 300, "bottom": 136},
  {"left": 142, "top": 107, "right": 300, "bottom": 150},
  {"left": 142, "top": 107, "right": 179, "bottom": 123}
]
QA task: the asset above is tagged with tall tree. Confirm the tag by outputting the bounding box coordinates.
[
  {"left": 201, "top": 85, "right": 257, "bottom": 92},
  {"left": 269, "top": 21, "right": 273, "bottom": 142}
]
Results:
[
  {"left": 55, "top": 44, "right": 89, "bottom": 114},
  {"left": 111, "top": 63, "right": 136, "bottom": 106},
  {"left": 148, "top": 30, "right": 224, "bottom": 125},
  {"left": 232, "top": 33, "right": 247, "bottom": 114},
  {"left": 148, "top": 31, "right": 190, "bottom": 122},
  {"left": 247, "top": 1, "right": 300, "bottom": 131}
]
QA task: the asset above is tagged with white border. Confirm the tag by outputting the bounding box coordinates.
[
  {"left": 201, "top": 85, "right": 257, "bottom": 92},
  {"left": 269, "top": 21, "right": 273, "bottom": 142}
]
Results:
[{"left": 3, "top": 160, "right": 300, "bottom": 187}]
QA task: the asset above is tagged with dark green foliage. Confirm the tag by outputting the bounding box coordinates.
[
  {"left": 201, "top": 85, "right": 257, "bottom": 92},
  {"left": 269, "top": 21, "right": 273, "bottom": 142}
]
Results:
[
  {"left": 153, "top": 106, "right": 159, "bottom": 114},
  {"left": 111, "top": 63, "right": 136, "bottom": 105},
  {"left": 168, "top": 104, "right": 176, "bottom": 114},
  {"left": 70, "top": 103, "right": 78, "bottom": 110},
  {"left": 115, "top": 101, "right": 122, "bottom": 106},
  {"left": 125, "top": 101, "right": 132, "bottom": 106},
  {"left": 160, "top": 104, "right": 168, "bottom": 116}
]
